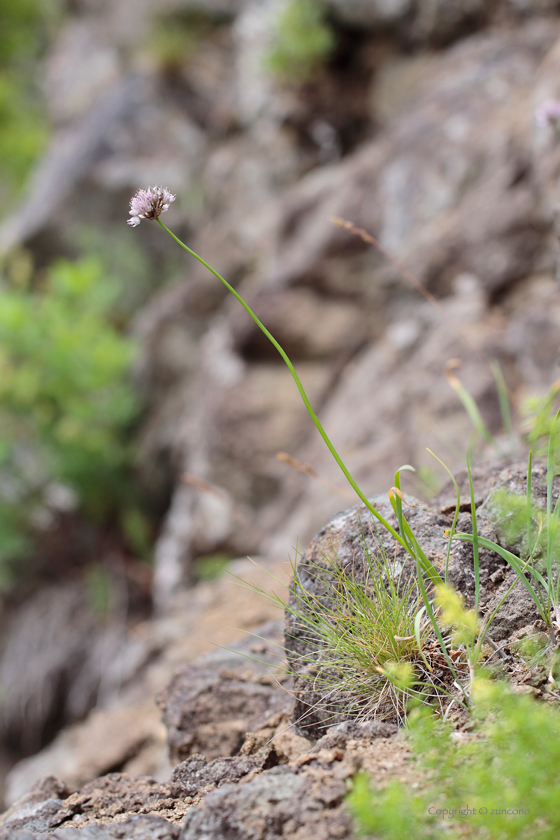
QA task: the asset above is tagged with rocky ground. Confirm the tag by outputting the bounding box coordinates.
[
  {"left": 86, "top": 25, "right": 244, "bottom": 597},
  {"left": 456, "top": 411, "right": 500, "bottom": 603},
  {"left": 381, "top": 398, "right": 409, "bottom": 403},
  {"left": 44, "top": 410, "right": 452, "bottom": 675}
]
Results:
[
  {"left": 1, "top": 460, "right": 555, "bottom": 838},
  {"left": 2, "top": 0, "right": 560, "bottom": 835}
]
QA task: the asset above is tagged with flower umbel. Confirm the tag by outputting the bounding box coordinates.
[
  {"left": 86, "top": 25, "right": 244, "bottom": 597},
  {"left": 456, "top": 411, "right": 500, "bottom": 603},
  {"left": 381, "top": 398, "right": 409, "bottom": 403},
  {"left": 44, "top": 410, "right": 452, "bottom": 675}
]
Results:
[{"left": 127, "top": 186, "right": 176, "bottom": 227}]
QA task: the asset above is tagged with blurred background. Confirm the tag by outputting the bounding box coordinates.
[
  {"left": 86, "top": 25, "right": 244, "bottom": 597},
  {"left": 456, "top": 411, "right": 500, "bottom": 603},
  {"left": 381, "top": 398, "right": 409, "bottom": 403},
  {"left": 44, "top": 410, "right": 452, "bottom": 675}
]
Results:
[{"left": 1, "top": 0, "right": 560, "bottom": 811}]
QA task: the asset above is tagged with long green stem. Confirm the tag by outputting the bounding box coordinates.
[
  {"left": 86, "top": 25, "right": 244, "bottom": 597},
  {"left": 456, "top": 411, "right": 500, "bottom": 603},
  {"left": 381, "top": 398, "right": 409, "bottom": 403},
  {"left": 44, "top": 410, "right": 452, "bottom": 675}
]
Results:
[
  {"left": 467, "top": 453, "right": 480, "bottom": 615},
  {"left": 157, "top": 219, "right": 407, "bottom": 548}
]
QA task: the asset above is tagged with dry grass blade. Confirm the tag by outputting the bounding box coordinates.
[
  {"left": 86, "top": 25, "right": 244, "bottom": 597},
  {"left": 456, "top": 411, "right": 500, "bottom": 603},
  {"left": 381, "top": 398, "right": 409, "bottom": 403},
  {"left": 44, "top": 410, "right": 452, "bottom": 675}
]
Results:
[{"left": 276, "top": 451, "right": 356, "bottom": 500}]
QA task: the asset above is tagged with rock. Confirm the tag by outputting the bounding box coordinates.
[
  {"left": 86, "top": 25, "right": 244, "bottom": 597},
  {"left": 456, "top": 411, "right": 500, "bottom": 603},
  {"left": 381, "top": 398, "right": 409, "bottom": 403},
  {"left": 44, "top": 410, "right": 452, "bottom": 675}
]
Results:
[
  {"left": 407, "top": 0, "right": 490, "bottom": 45},
  {"left": 326, "top": 0, "right": 491, "bottom": 44},
  {"left": 233, "top": 0, "right": 292, "bottom": 127},
  {"left": 55, "top": 773, "right": 181, "bottom": 828},
  {"left": 2, "top": 744, "right": 305, "bottom": 836},
  {"left": 5, "top": 814, "right": 179, "bottom": 840},
  {"left": 1, "top": 739, "right": 361, "bottom": 839},
  {"left": 43, "top": 19, "right": 121, "bottom": 123},
  {"left": 152, "top": 317, "right": 334, "bottom": 603},
  {"left": 180, "top": 764, "right": 352, "bottom": 840},
  {"left": 166, "top": 0, "right": 250, "bottom": 16},
  {"left": 169, "top": 748, "right": 278, "bottom": 799},
  {"left": 313, "top": 720, "right": 399, "bottom": 750},
  {"left": 0, "top": 777, "right": 70, "bottom": 838},
  {"left": 325, "top": 0, "right": 554, "bottom": 42},
  {"left": 285, "top": 463, "right": 553, "bottom": 735},
  {"left": 0, "top": 662, "right": 416, "bottom": 838},
  {"left": 5, "top": 703, "right": 168, "bottom": 808},
  {"left": 159, "top": 621, "right": 292, "bottom": 762},
  {"left": 0, "top": 579, "right": 152, "bottom": 757},
  {"left": 261, "top": 273, "right": 500, "bottom": 561},
  {"left": 326, "top": 0, "right": 413, "bottom": 27},
  {"left": 266, "top": 22, "right": 557, "bottom": 291},
  {"left": 0, "top": 772, "right": 186, "bottom": 835},
  {"left": 47, "top": 815, "right": 180, "bottom": 839},
  {"left": 4, "top": 558, "right": 288, "bottom": 807}
]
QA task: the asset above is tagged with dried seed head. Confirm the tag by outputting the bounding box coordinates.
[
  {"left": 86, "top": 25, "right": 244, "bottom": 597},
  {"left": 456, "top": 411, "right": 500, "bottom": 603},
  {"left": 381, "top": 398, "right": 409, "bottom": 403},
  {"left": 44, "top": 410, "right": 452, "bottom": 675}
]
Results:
[{"left": 127, "top": 186, "right": 176, "bottom": 227}]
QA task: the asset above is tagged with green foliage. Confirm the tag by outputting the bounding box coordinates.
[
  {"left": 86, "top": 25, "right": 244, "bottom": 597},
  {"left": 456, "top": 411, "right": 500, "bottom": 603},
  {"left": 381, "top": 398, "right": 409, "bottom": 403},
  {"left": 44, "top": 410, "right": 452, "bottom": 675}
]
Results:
[
  {"left": 522, "top": 382, "right": 560, "bottom": 466},
  {"left": 0, "top": 256, "right": 140, "bottom": 575},
  {"left": 486, "top": 485, "right": 556, "bottom": 572},
  {"left": 457, "top": 423, "right": 560, "bottom": 634},
  {"left": 0, "top": 70, "right": 47, "bottom": 194},
  {"left": 487, "top": 484, "right": 552, "bottom": 581},
  {"left": 0, "top": 0, "right": 48, "bottom": 63},
  {"left": 0, "top": 0, "right": 56, "bottom": 201},
  {"left": 435, "top": 582, "right": 478, "bottom": 648},
  {"left": 265, "top": 0, "right": 335, "bottom": 84},
  {"left": 487, "top": 486, "right": 535, "bottom": 554},
  {"left": 348, "top": 682, "right": 560, "bottom": 839}
]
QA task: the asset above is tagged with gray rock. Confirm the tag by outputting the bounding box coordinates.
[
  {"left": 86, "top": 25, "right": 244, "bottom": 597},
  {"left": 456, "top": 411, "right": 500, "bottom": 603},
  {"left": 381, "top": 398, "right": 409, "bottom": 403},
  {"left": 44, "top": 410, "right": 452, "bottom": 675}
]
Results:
[
  {"left": 180, "top": 766, "right": 351, "bottom": 840},
  {"left": 326, "top": 0, "right": 413, "bottom": 27},
  {"left": 169, "top": 749, "right": 279, "bottom": 798},
  {"left": 0, "top": 579, "right": 151, "bottom": 756},
  {"left": 285, "top": 463, "right": 553, "bottom": 735},
  {"left": 266, "top": 23, "right": 556, "bottom": 291},
  {"left": 408, "top": 0, "right": 490, "bottom": 44},
  {"left": 159, "top": 621, "right": 292, "bottom": 762},
  {"left": 0, "top": 798, "right": 67, "bottom": 837},
  {"left": 14, "top": 815, "right": 179, "bottom": 839}
]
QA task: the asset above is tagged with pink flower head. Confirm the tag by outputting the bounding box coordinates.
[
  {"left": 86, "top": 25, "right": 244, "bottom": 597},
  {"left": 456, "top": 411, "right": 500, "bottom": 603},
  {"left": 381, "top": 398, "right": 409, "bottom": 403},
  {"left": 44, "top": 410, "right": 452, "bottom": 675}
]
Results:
[
  {"left": 127, "top": 186, "right": 176, "bottom": 227},
  {"left": 535, "top": 100, "right": 560, "bottom": 129}
]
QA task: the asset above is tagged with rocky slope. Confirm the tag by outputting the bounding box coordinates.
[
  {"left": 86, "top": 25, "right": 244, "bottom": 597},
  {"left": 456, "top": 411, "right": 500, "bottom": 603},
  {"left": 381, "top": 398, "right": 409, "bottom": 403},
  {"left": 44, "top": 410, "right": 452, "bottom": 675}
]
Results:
[
  {"left": 1, "top": 0, "right": 560, "bottom": 611},
  {"left": 1, "top": 460, "right": 554, "bottom": 838},
  {"left": 2, "top": 0, "right": 560, "bottom": 830}
]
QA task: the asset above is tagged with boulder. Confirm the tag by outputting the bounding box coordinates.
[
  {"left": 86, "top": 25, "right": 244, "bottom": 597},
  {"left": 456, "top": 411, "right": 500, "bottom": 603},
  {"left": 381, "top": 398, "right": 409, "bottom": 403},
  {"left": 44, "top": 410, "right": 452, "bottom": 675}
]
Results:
[
  {"left": 159, "top": 621, "right": 292, "bottom": 763},
  {"left": 285, "top": 462, "right": 555, "bottom": 736}
]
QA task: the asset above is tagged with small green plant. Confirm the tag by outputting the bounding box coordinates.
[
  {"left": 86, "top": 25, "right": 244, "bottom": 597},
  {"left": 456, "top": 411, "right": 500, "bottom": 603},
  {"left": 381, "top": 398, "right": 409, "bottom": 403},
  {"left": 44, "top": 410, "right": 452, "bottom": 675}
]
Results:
[
  {"left": 0, "top": 255, "right": 141, "bottom": 578},
  {"left": 265, "top": 0, "right": 335, "bottom": 84},
  {"left": 455, "top": 427, "right": 560, "bottom": 644},
  {"left": 283, "top": 525, "right": 455, "bottom": 726},
  {"left": 133, "top": 187, "right": 537, "bottom": 716},
  {"left": 522, "top": 380, "right": 560, "bottom": 461},
  {"left": 130, "top": 186, "right": 560, "bottom": 724},
  {"left": 444, "top": 366, "right": 560, "bottom": 648},
  {"left": 348, "top": 680, "right": 560, "bottom": 839}
]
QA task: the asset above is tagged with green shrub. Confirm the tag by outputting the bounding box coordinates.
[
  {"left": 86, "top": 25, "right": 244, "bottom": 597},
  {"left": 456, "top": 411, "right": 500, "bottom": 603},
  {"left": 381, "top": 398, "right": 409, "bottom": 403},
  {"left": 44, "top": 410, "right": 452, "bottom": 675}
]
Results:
[
  {"left": 265, "top": 0, "right": 335, "bottom": 84},
  {"left": 348, "top": 682, "right": 560, "bottom": 839},
  {"left": 0, "top": 255, "right": 140, "bottom": 578}
]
